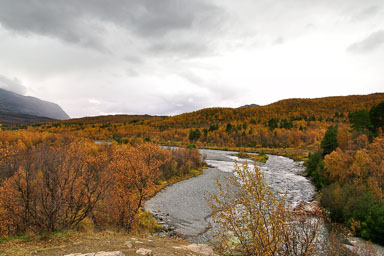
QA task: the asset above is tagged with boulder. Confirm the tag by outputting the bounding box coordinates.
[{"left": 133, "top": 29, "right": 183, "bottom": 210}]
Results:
[
  {"left": 173, "top": 244, "right": 217, "bottom": 256},
  {"left": 136, "top": 248, "right": 152, "bottom": 255},
  {"left": 65, "top": 252, "right": 124, "bottom": 256},
  {"left": 95, "top": 252, "right": 125, "bottom": 256},
  {"left": 124, "top": 241, "right": 133, "bottom": 248}
]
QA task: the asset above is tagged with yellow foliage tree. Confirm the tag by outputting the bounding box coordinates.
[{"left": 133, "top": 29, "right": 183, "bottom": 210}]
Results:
[{"left": 207, "top": 162, "right": 322, "bottom": 255}]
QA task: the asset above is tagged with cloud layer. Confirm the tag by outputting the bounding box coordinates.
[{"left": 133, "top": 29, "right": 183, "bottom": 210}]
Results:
[
  {"left": 0, "top": 75, "right": 27, "bottom": 95},
  {"left": 0, "top": 0, "right": 383, "bottom": 117},
  {"left": 348, "top": 30, "right": 384, "bottom": 53}
]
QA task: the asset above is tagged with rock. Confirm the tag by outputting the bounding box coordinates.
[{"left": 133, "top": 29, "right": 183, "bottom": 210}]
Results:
[
  {"left": 95, "top": 252, "right": 125, "bottom": 256},
  {"left": 65, "top": 254, "right": 92, "bottom": 256},
  {"left": 293, "top": 201, "right": 322, "bottom": 216},
  {"left": 124, "top": 241, "right": 133, "bottom": 248},
  {"left": 135, "top": 248, "right": 152, "bottom": 255},
  {"left": 173, "top": 244, "right": 217, "bottom": 256},
  {"left": 65, "top": 252, "right": 124, "bottom": 256},
  {"left": 135, "top": 241, "right": 144, "bottom": 244}
]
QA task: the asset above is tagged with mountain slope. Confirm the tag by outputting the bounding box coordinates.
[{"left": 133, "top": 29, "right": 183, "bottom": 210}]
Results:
[
  {"left": 0, "top": 111, "right": 55, "bottom": 125},
  {"left": 0, "top": 88, "right": 69, "bottom": 121}
]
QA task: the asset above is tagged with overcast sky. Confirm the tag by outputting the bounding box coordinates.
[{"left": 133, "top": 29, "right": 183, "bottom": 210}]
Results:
[{"left": 0, "top": 0, "right": 383, "bottom": 118}]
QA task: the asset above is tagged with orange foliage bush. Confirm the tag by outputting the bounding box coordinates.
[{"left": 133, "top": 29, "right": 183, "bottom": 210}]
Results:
[
  {"left": 0, "top": 138, "right": 111, "bottom": 235},
  {"left": 0, "top": 133, "right": 204, "bottom": 236},
  {"left": 324, "top": 135, "right": 384, "bottom": 198}
]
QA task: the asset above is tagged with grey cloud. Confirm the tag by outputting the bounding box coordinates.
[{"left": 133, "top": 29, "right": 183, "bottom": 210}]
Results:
[
  {"left": 150, "top": 94, "right": 211, "bottom": 116},
  {"left": 149, "top": 40, "right": 211, "bottom": 58},
  {"left": 179, "top": 71, "right": 242, "bottom": 101},
  {"left": 348, "top": 30, "right": 384, "bottom": 53},
  {"left": 273, "top": 37, "right": 284, "bottom": 45},
  {"left": 0, "top": 1, "right": 105, "bottom": 50},
  {"left": 0, "top": 75, "right": 27, "bottom": 95},
  {"left": 0, "top": 0, "right": 225, "bottom": 55},
  {"left": 90, "top": 94, "right": 207, "bottom": 116},
  {"left": 352, "top": 6, "right": 381, "bottom": 21}
]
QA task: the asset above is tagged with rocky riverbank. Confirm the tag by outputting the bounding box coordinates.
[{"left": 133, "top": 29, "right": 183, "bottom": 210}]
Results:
[{"left": 145, "top": 166, "right": 233, "bottom": 243}]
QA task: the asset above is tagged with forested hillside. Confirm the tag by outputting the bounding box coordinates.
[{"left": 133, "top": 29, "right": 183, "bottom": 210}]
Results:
[
  {"left": 6, "top": 93, "right": 382, "bottom": 155},
  {"left": 152, "top": 93, "right": 384, "bottom": 128}
]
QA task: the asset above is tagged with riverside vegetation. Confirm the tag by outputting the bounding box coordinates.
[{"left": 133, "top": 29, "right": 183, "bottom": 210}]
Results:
[
  {"left": 0, "top": 132, "right": 204, "bottom": 238},
  {"left": 305, "top": 102, "right": 384, "bottom": 245},
  {"left": 0, "top": 94, "right": 383, "bottom": 255}
]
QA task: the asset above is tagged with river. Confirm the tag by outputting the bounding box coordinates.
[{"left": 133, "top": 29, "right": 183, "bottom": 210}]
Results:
[{"left": 145, "top": 149, "right": 316, "bottom": 243}]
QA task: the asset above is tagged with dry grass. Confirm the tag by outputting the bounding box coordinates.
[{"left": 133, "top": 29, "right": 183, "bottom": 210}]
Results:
[{"left": 0, "top": 230, "right": 209, "bottom": 256}]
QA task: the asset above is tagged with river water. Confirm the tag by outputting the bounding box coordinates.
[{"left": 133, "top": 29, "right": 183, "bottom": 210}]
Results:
[{"left": 145, "top": 149, "right": 316, "bottom": 243}]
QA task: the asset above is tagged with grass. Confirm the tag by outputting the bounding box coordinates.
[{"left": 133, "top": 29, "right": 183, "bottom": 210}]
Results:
[
  {"left": 158, "top": 142, "right": 317, "bottom": 162},
  {"left": 0, "top": 229, "right": 196, "bottom": 256},
  {"left": 234, "top": 151, "right": 269, "bottom": 163},
  {"left": 204, "top": 145, "right": 312, "bottom": 162}
]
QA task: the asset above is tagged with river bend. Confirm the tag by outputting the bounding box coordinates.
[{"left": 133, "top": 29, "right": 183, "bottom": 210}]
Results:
[{"left": 145, "top": 149, "right": 316, "bottom": 243}]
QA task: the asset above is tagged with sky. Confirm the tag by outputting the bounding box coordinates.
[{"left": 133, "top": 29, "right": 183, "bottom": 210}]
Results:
[{"left": 0, "top": 0, "right": 383, "bottom": 118}]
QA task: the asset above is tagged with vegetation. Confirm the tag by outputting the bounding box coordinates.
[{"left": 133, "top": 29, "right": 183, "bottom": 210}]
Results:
[
  {"left": 305, "top": 101, "right": 384, "bottom": 245},
  {"left": 207, "top": 162, "right": 323, "bottom": 255},
  {"left": 3, "top": 93, "right": 383, "bottom": 154},
  {"left": 0, "top": 132, "right": 204, "bottom": 237},
  {"left": 1, "top": 94, "right": 384, "bottom": 252},
  {"left": 236, "top": 150, "right": 269, "bottom": 163}
]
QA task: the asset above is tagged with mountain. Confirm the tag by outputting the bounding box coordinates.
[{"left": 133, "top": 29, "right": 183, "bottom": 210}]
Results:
[
  {"left": 0, "top": 111, "right": 55, "bottom": 125},
  {"left": 0, "top": 88, "right": 70, "bottom": 123},
  {"left": 239, "top": 104, "right": 260, "bottom": 108}
]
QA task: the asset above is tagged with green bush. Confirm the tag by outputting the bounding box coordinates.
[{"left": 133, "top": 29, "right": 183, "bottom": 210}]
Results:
[
  {"left": 306, "top": 151, "right": 327, "bottom": 188},
  {"left": 321, "top": 183, "right": 384, "bottom": 244}
]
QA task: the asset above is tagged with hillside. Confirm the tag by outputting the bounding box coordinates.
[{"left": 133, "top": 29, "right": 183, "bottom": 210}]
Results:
[
  {"left": 7, "top": 92, "right": 382, "bottom": 156},
  {"left": 151, "top": 93, "right": 384, "bottom": 128},
  {"left": 0, "top": 88, "right": 69, "bottom": 123}
]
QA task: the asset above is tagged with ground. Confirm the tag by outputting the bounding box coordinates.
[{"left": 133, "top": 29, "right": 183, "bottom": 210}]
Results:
[{"left": 0, "top": 231, "right": 216, "bottom": 256}]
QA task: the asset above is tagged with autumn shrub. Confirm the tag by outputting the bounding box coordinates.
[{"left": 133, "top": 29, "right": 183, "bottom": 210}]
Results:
[
  {"left": 167, "top": 147, "right": 203, "bottom": 176},
  {"left": 97, "top": 143, "right": 166, "bottom": 231},
  {"left": 0, "top": 132, "right": 204, "bottom": 236},
  {"left": 0, "top": 138, "right": 111, "bottom": 236},
  {"left": 92, "top": 144, "right": 204, "bottom": 232},
  {"left": 207, "top": 162, "right": 323, "bottom": 255}
]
